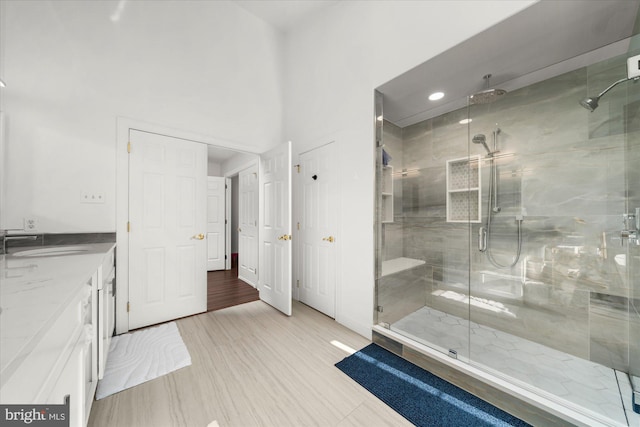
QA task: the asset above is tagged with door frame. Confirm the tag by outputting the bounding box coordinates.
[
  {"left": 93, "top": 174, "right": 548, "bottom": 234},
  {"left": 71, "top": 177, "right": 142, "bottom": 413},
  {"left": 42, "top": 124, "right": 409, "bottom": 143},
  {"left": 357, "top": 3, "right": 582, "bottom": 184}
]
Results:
[{"left": 115, "top": 117, "right": 259, "bottom": 334}]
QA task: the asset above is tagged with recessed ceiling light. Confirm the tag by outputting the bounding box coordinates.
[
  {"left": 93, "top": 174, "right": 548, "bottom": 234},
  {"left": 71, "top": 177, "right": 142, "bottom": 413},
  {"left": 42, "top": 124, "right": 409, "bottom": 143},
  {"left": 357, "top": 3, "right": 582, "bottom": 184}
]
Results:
[
  {"left": 459, "top": 118, "right": 472, "bottom": 124},
  {"left": 428, "top": 92, "right": 444, "bottom": 101}
]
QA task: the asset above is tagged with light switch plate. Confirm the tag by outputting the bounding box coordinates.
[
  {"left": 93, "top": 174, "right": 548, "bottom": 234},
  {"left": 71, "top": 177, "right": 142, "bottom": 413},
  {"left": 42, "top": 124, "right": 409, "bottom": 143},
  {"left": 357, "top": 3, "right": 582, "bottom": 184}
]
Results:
[
  {"left": 627, "top": 54, "right": 640, "bottom": 79},
  {"left": 81, "top": 191, "right": 105, "bottom": 204}
]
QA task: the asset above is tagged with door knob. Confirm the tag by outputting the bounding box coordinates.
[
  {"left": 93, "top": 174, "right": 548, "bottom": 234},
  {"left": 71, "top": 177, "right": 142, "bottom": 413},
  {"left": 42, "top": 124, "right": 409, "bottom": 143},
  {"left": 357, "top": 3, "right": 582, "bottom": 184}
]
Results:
[
  {"left": 192, "top": 233, "right": 205, "bottom": 240},
  {"left": 322, "top": 236, "right": 335, "bottom": 243},
  {"left": 278, "top": 234, "right": 292, "bottom": 241}
]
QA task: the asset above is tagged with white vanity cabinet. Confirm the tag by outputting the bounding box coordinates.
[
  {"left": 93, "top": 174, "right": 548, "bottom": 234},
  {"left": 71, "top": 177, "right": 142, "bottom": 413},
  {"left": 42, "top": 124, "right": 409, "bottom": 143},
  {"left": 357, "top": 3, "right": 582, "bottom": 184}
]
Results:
[
  {"left": 84, "top": 272, "right": 99, "bottom": 426},
  {"left": 97, "top": 250, "right": 115, "bottom": 380},
  {"left": 0, "top": 286, "right": 87, "bottom": 426},
  {"left": 0, "top": 243, "right": 116, "bottom": 427},
  {"left": 46, "top": 336, "right": 85, "bottom": 427}
]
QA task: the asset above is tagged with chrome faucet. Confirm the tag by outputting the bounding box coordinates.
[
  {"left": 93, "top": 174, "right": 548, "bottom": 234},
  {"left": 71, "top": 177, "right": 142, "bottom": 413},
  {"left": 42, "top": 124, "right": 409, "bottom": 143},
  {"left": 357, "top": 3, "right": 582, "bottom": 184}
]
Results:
[
  {"left": 622, "top": 211, "right": 640, "bottom": 246},
  {"left": 1, "top": 231, "right": 39, "bottom": 254}
]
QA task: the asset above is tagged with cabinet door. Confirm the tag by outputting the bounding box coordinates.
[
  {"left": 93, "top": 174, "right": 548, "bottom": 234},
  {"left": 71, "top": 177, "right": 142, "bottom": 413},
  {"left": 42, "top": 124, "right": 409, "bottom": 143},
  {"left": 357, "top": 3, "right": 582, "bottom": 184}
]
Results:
[{"left": 46, "top": 341, "right": 85, "bottom": 427}]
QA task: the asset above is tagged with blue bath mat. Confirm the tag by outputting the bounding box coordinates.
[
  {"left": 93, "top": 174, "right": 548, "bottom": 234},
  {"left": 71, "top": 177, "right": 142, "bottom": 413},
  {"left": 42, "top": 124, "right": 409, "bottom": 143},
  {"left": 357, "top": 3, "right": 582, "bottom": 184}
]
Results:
[{"left": 336, "top": 344, "right": 530, "bottom": 427}]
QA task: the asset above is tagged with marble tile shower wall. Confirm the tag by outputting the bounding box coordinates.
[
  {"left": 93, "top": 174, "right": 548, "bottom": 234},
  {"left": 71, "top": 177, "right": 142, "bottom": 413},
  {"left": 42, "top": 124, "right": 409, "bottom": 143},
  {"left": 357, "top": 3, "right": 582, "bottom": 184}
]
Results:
[{"left": 382, "top": 57, "right": 640, "bottom": 371}]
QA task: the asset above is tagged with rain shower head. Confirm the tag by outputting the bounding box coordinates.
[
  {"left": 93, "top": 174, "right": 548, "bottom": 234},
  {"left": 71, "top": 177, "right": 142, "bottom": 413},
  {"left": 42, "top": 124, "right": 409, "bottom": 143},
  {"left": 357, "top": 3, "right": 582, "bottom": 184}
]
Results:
[
  {"left": 470, "top": 88, "right": 507, "bottom": 104},
  {"left": 579, "top": 76, "right": 633, "bottom": 112},
  {"left": 472, "top": 134, "right": 492, "bottom": 156},
  {"left": 470, "top": 74, "right": 507, "bottom": 105}
]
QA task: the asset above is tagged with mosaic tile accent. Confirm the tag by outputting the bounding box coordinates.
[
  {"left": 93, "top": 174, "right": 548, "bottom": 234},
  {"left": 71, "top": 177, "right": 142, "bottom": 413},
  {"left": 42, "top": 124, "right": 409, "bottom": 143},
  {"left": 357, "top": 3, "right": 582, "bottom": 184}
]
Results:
[
  {"left": 448, "top": 191, "right": 479, "bottom": 222},
  {"left": 448, "top": 159, "right": 478, "bottom": 190}
]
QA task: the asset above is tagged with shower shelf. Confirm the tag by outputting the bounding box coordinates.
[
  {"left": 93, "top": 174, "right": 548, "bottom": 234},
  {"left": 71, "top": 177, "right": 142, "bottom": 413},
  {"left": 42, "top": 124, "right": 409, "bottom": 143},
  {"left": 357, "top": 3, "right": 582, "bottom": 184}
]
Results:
[
  {"left": 446, "top": 155, "right": 481, "bottom": 223},
  {"left": 382, "top": 165, "right": 394, "bottom": 223},
  {"left": 381, "top": 257, "right": 425, "bottom": 276}
]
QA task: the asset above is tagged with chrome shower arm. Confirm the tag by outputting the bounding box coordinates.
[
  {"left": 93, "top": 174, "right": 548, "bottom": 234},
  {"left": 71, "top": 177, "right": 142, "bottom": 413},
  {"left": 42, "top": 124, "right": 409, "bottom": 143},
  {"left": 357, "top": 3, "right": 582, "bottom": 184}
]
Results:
[{"left": 597, "top": 77, "right": 631, "bottom": 98}]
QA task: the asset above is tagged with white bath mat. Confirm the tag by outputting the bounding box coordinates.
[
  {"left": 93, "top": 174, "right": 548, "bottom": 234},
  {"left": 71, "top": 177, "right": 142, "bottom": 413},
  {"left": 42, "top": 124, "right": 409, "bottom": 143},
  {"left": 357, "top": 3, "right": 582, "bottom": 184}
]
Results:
[{"left": 96, "top": 322, "right": 191, "bottom": 400}]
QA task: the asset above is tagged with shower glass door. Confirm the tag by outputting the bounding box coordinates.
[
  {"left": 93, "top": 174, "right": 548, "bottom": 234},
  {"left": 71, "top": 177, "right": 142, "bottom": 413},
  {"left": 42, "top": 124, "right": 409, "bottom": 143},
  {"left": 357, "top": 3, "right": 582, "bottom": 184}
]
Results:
[
  {"left": 627, "top": 100, "right": 640, "bottom": 415},
  {"left": 465, "top": 41, "right": 639, "bottom": 421},
  {"left": 374, "top": 90, "right": 471, "bottom": 361},
  {"left": 626, "top": 36, "right": 640, "bottom": 415},
  {"left": 466, "top": 96, "right": 529, "bottom": 380}
]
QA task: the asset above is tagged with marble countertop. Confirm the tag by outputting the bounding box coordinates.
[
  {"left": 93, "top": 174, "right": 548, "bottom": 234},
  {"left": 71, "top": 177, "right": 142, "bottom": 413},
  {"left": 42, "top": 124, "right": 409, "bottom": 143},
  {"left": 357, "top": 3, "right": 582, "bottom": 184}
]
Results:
[{"left": 0, "top": 243, "right": 116, "bottom": 387}]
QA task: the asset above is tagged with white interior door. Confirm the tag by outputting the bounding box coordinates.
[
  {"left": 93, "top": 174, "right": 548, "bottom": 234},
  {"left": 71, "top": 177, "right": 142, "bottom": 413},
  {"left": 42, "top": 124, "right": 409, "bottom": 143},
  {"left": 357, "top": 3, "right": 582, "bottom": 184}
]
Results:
[
  {"left": 207, "top": 176, "right": 226, "bottom": 271},
  {"left": 128, "top": 130, "right": 207, "bottom": 330},
  {"left": 238, "top": 165, "right": 258, "bottom": 286},
  {"left": 299, "top": 142, "right": 337, "bottom": 318},
  {"left": 259, "top": 141, "right": 292, "bottom": 316},
  {"left": 225, "top": 178, "right": 232, "bottom": 270}
]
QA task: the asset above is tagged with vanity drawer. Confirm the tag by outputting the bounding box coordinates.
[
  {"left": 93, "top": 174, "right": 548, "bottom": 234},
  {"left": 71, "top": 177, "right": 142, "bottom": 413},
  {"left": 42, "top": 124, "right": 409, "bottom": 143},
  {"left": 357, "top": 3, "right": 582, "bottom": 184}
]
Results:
[{"left": 0, "top": 292, "right": 84, "bottom": 404}]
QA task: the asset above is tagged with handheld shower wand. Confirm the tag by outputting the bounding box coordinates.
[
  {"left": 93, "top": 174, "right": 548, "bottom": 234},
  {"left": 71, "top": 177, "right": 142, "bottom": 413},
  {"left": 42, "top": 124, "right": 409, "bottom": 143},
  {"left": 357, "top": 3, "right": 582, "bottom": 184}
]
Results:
[
  {"left": 472, "top": 134, "right": 492, "bottom": 156},
  {"left": 473, "top": 128, "right": 522, "bottom": 268}
]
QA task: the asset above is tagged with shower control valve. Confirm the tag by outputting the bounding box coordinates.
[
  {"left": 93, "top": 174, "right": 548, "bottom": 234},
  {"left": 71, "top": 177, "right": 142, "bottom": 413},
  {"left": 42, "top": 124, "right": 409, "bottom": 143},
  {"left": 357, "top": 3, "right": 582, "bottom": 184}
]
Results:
[
  {"left": 623, "top": 213, "right": 638, "bottom": 232},
  {"left": 621, "top": 229, "right": 638, "bottom": 246}
]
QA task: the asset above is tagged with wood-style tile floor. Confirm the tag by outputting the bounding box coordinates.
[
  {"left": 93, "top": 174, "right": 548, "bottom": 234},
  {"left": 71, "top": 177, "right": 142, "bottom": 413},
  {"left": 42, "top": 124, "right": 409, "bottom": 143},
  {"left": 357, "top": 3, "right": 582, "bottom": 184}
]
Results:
[
  {"left": 207, "top": 266, "right": 259, "bottom": 312},
  {"left": 88, "top": 300, "right": 411, "bottom": 427}
]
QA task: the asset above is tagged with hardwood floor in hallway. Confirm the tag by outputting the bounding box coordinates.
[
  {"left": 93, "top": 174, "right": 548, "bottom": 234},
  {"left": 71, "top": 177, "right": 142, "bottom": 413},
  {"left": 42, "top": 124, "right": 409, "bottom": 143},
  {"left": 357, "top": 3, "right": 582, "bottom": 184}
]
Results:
[
  {"left": 207, "top": 266, "right": 259, "bottom": 312},
  {"left": 88, "top": 301, "right": 411, "bottom": 427}
]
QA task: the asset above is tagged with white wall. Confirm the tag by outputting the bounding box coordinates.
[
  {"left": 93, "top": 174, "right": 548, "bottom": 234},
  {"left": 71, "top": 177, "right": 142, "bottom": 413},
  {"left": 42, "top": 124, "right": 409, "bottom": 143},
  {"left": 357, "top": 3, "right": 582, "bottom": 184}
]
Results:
[
  {"left": 221, "top": 151, "right": 259, "bottom": 176},
  {"left": 207, "top": 160, "right": 221, "bottom": 177},
  {"left": 284, "top": 1, "right": 536, "bottom": 337},
  {"left": 1, "top": 0, "right": 283, "bottom": 232}
]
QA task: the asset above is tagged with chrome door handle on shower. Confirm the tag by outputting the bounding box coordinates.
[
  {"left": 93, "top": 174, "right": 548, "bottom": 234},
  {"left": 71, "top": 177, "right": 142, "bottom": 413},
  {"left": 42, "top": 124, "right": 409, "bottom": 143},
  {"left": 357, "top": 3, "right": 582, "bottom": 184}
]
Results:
[{"left": 478, "top": 227, "right": 487, "bottom": 252}]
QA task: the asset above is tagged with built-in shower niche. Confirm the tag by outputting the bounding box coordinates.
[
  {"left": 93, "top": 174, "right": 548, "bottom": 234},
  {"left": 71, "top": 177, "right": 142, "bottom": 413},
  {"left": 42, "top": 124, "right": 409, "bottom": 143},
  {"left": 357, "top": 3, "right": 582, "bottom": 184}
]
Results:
[
  {"left": 381, "top": 165, "right": 394, "bottom": 223},
  {"left": 446, "top": 156, "right": 481, "bottom": 223}
]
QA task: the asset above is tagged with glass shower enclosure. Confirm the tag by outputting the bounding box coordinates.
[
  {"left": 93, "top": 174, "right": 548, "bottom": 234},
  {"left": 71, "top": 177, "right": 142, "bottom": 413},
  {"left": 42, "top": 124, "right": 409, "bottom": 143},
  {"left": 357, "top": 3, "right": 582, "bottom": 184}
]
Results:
[{"left": 375, "top": 33, "right": 640, "bottom": 426}]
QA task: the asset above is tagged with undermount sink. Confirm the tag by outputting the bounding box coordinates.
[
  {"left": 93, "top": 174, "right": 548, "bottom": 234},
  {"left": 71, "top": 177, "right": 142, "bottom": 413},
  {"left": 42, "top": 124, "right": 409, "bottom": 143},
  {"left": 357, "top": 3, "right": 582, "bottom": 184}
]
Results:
[{"left": 12, "top": 246, "right": 91, "bottom": 257}]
